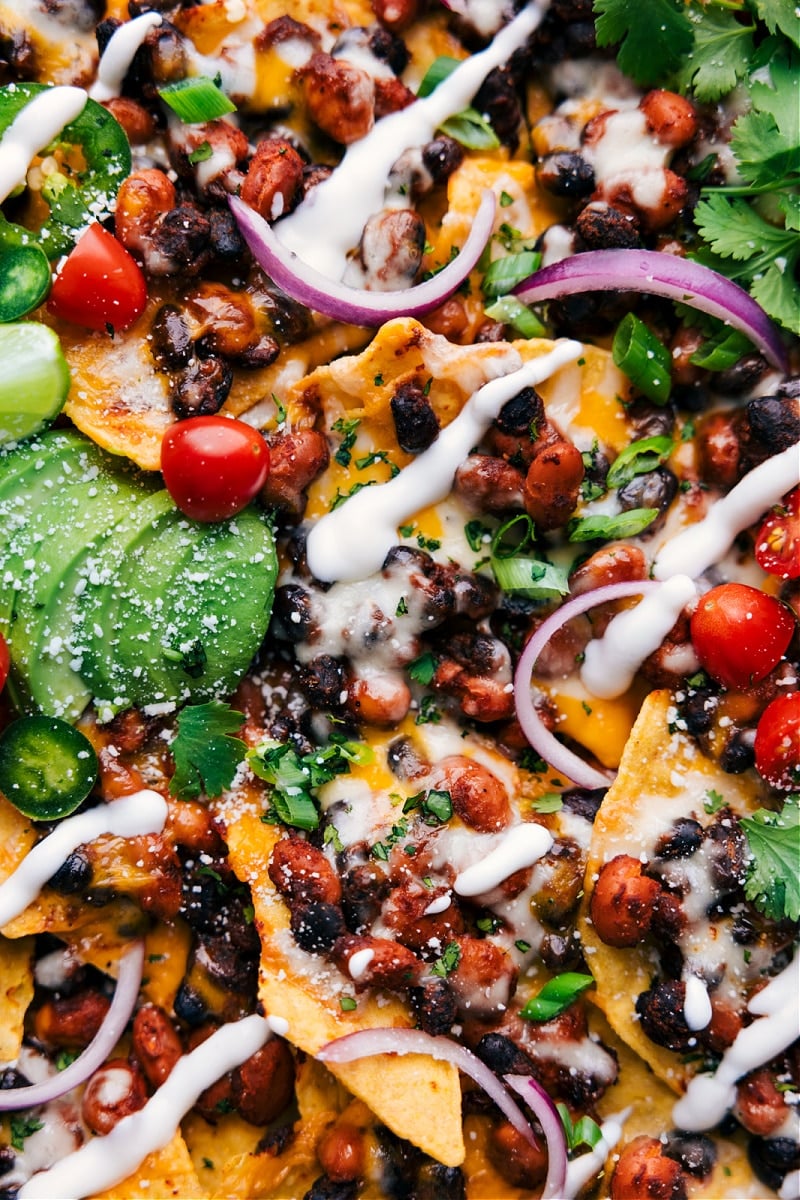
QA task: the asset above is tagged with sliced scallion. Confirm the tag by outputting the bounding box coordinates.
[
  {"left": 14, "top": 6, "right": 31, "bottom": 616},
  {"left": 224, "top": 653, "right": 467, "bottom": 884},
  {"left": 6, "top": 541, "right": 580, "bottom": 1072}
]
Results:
[
  {"left": 439, "top": 108, "right": 499, "bottom": 150},
  {"left": 158, "top": 76, "right": 236, "bottom": 123},
  {"left": 689, "top": 326, "right": 751, "bottom": 370},
  {"left": 612, "top": 312, "right": 672, "bottom": 404},
  {"left": 606, "top": 435, "right": 674, "bottom": 489},
  {"left": 484, "top": 294, "right": 546, "bottom": 337},
  {"left": 491, "top": 555, "right": 570, "bottom": 599},
  {"left": 519, "top": 972, "right": 594, "bottom": 1022},
  {"left": 483, "top": 251, "right": 542, "bottom": 298},
  {"left": 567, "top": 507, "right": 659, "bottom": 542}
]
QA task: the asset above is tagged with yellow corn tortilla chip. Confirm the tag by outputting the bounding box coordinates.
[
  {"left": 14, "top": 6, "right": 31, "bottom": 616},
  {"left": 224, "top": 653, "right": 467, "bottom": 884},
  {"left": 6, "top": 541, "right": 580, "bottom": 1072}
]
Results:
[
  {"left": 223, "top": 810, "right": 465, "bottom": 1167},
  {"left": 0, "top": 934, "right": 34, "bottom": 1061},
  {"left": 89, "top": 1132, "right": 206, "bottom": 1200},
  {"left": 580, "top": 690, "right": 763, "bottom": 1093}
]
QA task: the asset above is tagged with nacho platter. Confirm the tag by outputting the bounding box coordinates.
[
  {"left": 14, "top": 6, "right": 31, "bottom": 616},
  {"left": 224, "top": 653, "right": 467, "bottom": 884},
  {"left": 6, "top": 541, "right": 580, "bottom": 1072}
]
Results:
[{"left": 0, "top": 0, "right": 798, "bottom": 1197}]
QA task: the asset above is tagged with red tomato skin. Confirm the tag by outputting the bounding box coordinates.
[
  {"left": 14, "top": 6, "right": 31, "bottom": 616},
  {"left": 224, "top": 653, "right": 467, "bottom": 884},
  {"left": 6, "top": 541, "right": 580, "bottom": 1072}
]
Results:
[
  {"left": 755, "top": 487, "right": 800, "bottom": 581},
  {"left": 754, "top": 693, "right": 800, "bottom": 790},
  {"left": 0, "top": 632, "right": 9, "bottom": 693},
  {"left": 690, "top": 583, "right": 796, "bottom": 691},
  {"left": 160, "top": 416, "right": 270, "bottom": 522},
  {"left": 47, "top": 223, "right": 147, "bottom": 333}
]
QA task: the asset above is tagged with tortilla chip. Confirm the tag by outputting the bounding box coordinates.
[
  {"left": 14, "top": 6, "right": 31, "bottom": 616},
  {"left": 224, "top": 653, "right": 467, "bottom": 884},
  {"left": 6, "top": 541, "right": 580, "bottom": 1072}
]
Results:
[
  {"left": 0, "top": 935, "right": 34, "bottom": 1061},
  {"left": 89, "top": 1132, "right": 206, "bottom": 1200},
  {"left": 224, "top": 811, "right": 465, "bottom": 1167},
  {"left": 580, "top": 690, "right": 762, "bottom": 1093}
]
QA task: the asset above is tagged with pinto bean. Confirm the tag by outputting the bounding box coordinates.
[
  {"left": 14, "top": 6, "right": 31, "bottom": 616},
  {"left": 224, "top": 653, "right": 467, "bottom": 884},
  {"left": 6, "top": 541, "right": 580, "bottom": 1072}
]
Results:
[
  {"left": 523, "top": 438, "right": 584, "bottom": 530},
  {"left": 33, "top": 989, "right": 111, "bottom": 1049},
  {"left": 331, "top": 934, "right": 422, "bottom": 992},
  {"left": 114, "top": 168, "right": 176, "bottom": 268},
  {"left": 132, "top": 1005, "right": 183, "bottom": 1088},
  {"left": 101, "top": 97, "right": 155, "bottom": 144},
  {"left": 240, "top": 137, "right": 305, "bottom": 222},
  {"left": 589, "top": 854, "right": 661, "bottom": 947},
  {"left": 371, "top": 0, "right": 419, "bottom": 30},
  {"left": 641, "top": 90, "right": 698, "bottom": 148},
  {"left": 357, "top": 209, "right": 425, "bottom": 289},
  {"left": 81, "top": 1059, "right": 148, "bottom": 1135},
  {"left": 302, "top": 53, "right": 374, "bottom": 144},
  {"left": 269, "top": 836, "right": 342, "bottom": 906},
  {"left": 166, "top": 799, "right": 223, "bottom": 856},
  {"left": 346, "top": 673, "right": 412, "bottom": 725},
  {"left": 569, "top": 544, "right": 648, "bottom": 595},
  {"left": 374, "top": 76, "right": 416, "bottom": 118},
  {"left": 317, "top": 1121, "right": 366, "bottom": 1181},
  {"left": 611, "top": 1136, "right": 687, "bottom": 1200},
  {"left": 453, "top": 455, "right": 525, "bottom": 513},
  {"left": 735, "top": 1067, "right": 790, "bottom": 1137},
  {"left": 698, "top": 412, "right": 745, "bottom": 488},
  {"left": 232, "top": 1038, "right": 295, "bottom": 1126},
  {"left": 433, "top": 659, "right": 516, "bottom": 723},
  {"left": 261, "top": 429, "right": 330, "bottom": 519},
  {"left": 97, "top": 746, "right": 147, "bottom": 798},
  {"left": 488, "top": 1120, "right": 548, "bottom": 1188},
  {"left": 448, "top": 936, "right": 517, "bottom": 1019},
  {"left": 424, "top": 297, "right": 469, "bottom": 341},
  {"left": 432, "top": 755, "right": 511, "bottom": 832}
]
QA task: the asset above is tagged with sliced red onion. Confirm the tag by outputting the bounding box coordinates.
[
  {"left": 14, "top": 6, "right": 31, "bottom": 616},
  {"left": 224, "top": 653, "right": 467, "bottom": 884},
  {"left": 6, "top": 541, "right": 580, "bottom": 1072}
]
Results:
[
  {"left": 504, "top": 1074, "right": 569, "bottom": 1199},
  {"left": 514, "top": 250, "right": 788, "bottom": 372},
  {"left": 230, "top": 190, "right": 496, "bottom": 327},
  {"left": 317, "top": 1026, "right": 539, "bottom": 1150},
  {"left": 0, "top": 941, "right": 144, "bottom": 1111},
  {"left": 514, "top": 580, "right": 661, "bottom": 789}
]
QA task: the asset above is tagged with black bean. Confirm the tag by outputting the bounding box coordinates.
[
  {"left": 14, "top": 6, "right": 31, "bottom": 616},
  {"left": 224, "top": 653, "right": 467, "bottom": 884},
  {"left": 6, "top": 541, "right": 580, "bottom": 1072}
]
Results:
[
  {"left": 538, "top": 151, "right": 595, "bottom": 198},
  {"left": 152, "top": 204, "right": 211, "bottom": 265},
  {"left": 302, "top": 1177, "right": 359, "bottom": 1200},
  {"left": 576, "top": 202, "right": 641, "bottom": 249},
  {"left": 341, "top": 863, "right": 387, "bottom": 933},
  {"left": 0, "top": 1068, "right": 32, "bottom": 1091},
  {"left": 746, "top": 393, "right": 800, "bottom": 455},
  {"left": 390, "top": 382, "right": 440, "bottom": 454},
  {"left": 474, "top": 67, "right": 521, "bottom": 148},
  {"left": 540, "top": 931, "right": 582, "bottom": 970},
  {"left": 679, "top": 689, "right": 718, "bottom": 735},
  {"left": 475, "top": 1032, "right": 533, "bottom": 1076},
  {"left": 654, "top": 818, "right": 704, "bottom": 860},
  {"left": 270, "top": 584, "right": 314, "bottom": 642},
  {"left": 48, "top": 850, "right": 93, "bottom": 894},
  {"left": 298, "top": 655, "right": 346, "bottom": 708},
  {"left": 618, "top": 466, "right": 678, "bottom": 514},
  {"left": 151, "top": 304, "right": 192, "bottom": 370},
  {"left": 387, "top": 736, "right": 426, "bottom": 781},
  {"left": 748, "top": 1136, "right": 800, "bottom": 1193},
  {"left": 635, "top": 981, "right": 694, "bottom": 1052},
  {"left": 413, "top": 1164, "right": 466, "bottom": 1200},
  {"left": 409, "top": 980, "right": 457, "bottom": 1036},
  {"left": 173, "top": 982, "right": 208, "bottom": 1026},
  {"left": 704, "top": 818, "right": 747, "bottom": 892},
  {"left": 290, "top": 902, "right": 345, "bottom": 953},
  {"left": 207, "top": 208, "right": 246, "bottom": 260},
  {"left": 421, "top": 136, "right": 464, "bottom": 186},
  {"left": 711, "top": 353, "right": 767, "bottom": 396},
  {"left": 196, "top": 934, "right": 258, "bottom": 994},
  {"left": 719, "top": 730, "right": 755, "bottom": 775},
  {"left": 367, "top": 26, "right": 409, "bottom": 74},
  {"left": 663, "top": 1133, "right": 717, "bottom": 1178},
  {"left": 495, "top": 386, "right": 544, "bottom": 437}
]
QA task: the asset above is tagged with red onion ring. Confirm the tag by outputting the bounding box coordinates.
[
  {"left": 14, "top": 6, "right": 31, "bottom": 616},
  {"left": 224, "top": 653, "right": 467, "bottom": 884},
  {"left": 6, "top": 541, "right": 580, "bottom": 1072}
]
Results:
[
  {"left": 0, "top": 940, "right": 144, "bottom": 1111},
  {"left": 317, "top": 1026, "right": 539, "bottom": 1150},
  {"left": 504, "top": 1074, "right": 569, "bottom": 1199},
  {"left": 230, "top": 190, "right": 496, "bottom": 327},
  {"left": 514, "top": 580, "right": 662, "bottom": 788},
  {"left": 514, "top": 250, "right": 788, "bottom": 372}
]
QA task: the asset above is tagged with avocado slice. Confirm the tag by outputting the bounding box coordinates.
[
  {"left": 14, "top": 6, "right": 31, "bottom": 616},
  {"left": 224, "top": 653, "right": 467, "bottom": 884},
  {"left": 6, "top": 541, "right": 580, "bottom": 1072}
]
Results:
[{"left": 99, "top": 504, "right": 278, "bottom": 712}]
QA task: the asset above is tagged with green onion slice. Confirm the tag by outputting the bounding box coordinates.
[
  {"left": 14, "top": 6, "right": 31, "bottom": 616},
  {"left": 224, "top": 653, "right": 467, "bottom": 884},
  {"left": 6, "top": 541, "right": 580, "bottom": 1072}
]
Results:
[
  {"left": 483, "top": 251, "right": 542, "bottom": 299},
  {"left": 606, "top": 435, "right": 674, "bottom": 489},
  {"left": 612, "top": 312, "right": 672, "bottom": 405},
  {"left": 519, "top": 972, "right": 594, "bottom": 1022},
  {"left": 567, "top": 508, "right": 659, "bottom": 542},
  {"left": 158, "top": 76, "right": 236, "bottom": 123},
  {"left": 491, "top": 555, "right": 570, "bottom": 599},
  {"left": 484, "top": 295, "right": 546, "bottom": 337}
]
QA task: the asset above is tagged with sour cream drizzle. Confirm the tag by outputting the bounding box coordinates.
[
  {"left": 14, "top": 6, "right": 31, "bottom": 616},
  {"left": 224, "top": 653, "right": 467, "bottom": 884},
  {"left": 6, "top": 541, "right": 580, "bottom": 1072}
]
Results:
[
  {"left": 653, "top": 439, "right": 800, "bottom": 582},
  {"left": 563, "top": 1108, "right": 630, "bottom": 1199},
  {"left": 683, "top": 973, "right": 712, "bottom": 1032},
  {"left": 453, "top": 822, "right": 553, "bottom": 897},
  {"left": 306, "top": 340, "right": 581, "bottom": 583},
  {"left": 18, "top": 1014, "right": 277, "bottom": 1200},
  {"left": 348, "top": 948, "right": 375, "bottom": 980},
  {"left": 580, "top": 574, "right": 696, "bottom": 699},
  {"left": 274, "top": 0, "right": 550, "bottom": 279},
  {"left": 89, "top": 13, "right": 163, "bottom": 102},
  {"left": 0, "top": 86, "right": 88, "bottom": 203},
  {"left": 672, "top": 956, "right": 800, "bottom": 1132},
  {"left": 0, "top": 790, "right": 167, "bottom": 928}
]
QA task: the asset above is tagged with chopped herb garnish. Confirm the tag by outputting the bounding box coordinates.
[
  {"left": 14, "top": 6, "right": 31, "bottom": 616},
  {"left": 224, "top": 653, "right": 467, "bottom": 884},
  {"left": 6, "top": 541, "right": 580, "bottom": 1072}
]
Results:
[
  {"left": 431, "top": 940, "right": 461, "bottom": 978},
  {"left": 10, "top": 1115, "right": 44, "bottom": 1151},
  {"left": 465, "top": 519, "right": 493, "bottom": 551},
  {"left": 567, "top": 508, "right": 659, "bottom": 542},
  {"left": 415, "top": 695, "right": 442, "bottom": 725},
  {"left": 169, "top": 701, "right": 246, "bottom": 799},
  {"left": 532, "top": 793, "right": 564, "bottom": 814},
  {"left": 408, "top": 651, "right": 437, "bottom": 685},
  {"left": 332, "top": 416, "right": 361, "bottom": 467},
  {"left": 703, "top": 788, "right": 725, "bottom": 814},
  {"left": 250, "top": 735, "right": 372, "bottom": 833},
  {"left": 340, "top": 995, "right": 357, "bottom": 1012},
  {"left": 606, "top": 436, "right": 674, "bottom": 490},
  {"left": 741, "top": 796, "right": 800, "bottom": 921},
  {"left": 557, "top": 1103, "right": 605, "bottom": 1154}
]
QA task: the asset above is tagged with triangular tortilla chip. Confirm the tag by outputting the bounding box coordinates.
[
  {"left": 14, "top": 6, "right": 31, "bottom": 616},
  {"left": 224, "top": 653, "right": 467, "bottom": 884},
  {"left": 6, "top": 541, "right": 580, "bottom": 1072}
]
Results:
[{"left": 89, "top": 1132, "right": 206, "bottom": 1200}]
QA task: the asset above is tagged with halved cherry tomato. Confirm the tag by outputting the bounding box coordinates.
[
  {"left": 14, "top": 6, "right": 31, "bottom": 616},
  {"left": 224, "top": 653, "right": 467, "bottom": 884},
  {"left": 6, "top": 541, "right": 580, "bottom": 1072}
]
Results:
[
  {"left": 754, "top": 693, "right": 800, "bottom": 790},
  {"left": 0, "top": 632, "right": 9, "bottom": 693},
  {"left": 755, "top": 487, "right": 800, "bottom": 581},
  {"left": 47, "top": 223, "right": 147, "bottom": 333},
  {"left": 161, "top": 415, "right": 270, "bottom": 522},
  {"left": 690, "top": 583, "right": 796, "bottom": 690}
]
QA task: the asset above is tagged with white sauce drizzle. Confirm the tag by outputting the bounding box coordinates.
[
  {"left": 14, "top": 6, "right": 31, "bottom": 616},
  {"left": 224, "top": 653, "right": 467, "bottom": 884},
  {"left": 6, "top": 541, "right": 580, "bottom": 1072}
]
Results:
[
  {"left": 580, "top": 574, "right": 696, "bottom": 699},
  {"left": 347, "top": 948, "right": 375, "bottom": 980},
  {"left": 0, "top": 790, "right": 167, "bottom": 928},
  {"left": 672, "top": 956, "right": 800, "bottom": 1132},
  {"left": 653, "top": 440, "right": 800, "bottom": 581},
  {"left": 562, "top": 1108, "right": 630, "bottom": 1200},
  {"left": 781, "top": 1169, "right": 800, "bottom": 1200},
  {"left": 424, "top": 892, "right": 452, "bottom": 915},
  {"left": 0, "top": 86, "right": 88, "bottom": 204},
  {"left": 306, "top": 340, "right": 582, "bottom": 583},
  {"left": 274, "top": 0, "right": 550, "bottom": 279},
  {"left": 89, "top": 13, "right": 162, "bottom": 102},
  {"left": 18, "top": 1015, "right": 273, "bottom": 1200},
  {"left": 683, "top": 972, "right": 712, "bottom": 1032},
  {"left": 453, "top": 822, "right": 553, "bottom": 897}
]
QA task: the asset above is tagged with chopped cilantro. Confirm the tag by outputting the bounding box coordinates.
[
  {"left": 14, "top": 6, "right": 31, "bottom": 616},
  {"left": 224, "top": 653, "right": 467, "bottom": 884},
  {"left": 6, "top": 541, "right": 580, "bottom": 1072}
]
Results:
[
  {"left": 250, "top": 735, "right": 372, "bottom": 833},
  {"left": 465, "top": 519, "right": 492, "bottom": 551},
  {"left": 340, "top": 995, "right": 357, "bottom": 1012},
  {"left": 415, "top": 695, "right": 442, "bottom": 725},
  {"left": 499, "top": 190, "right": 514, "bottom": 207},
  {"left": 356, "top": 449, "right": 400, "bottom": 476},
  {"left": 169, "top": 701, "right": 246, "bottom": 799},
  {"left": 55, "top": 1049, "right": 80, "bottom": 1071},
  {"left": 332, "top": 416, "right": 360, "bottom": 467},
  {"left": 416, "top": 533, "right": 441, "bottom": 551},
  {"left": 10, "top": 1115, "right": 44, "bottom": 1151},
  {"left": 330, "top": 481, "right": 372, "bottom": 510},
  {"left": 593, "top": 0, "right": 693, "bottom": 87},
  {"left": 408, "top": 651, "right": 437, "bottom": 685},
  {"left": 676, "top": 6, "right": 755, "bottom": 101},
  {"left": 532, "top": 793, "right": 563, "bottom": 814},
  {"left": 323, "top": 824, "right": 344, "bottom": 853},
  {"left": 403, "top": 788, "right": 453, "bottom": 824},
  {"left": 515, "top": 939, "right": 531, "bottom": 954},
  {"left": 606, "top": 436, "right": 674, "bottom": 490},
  {"left": 703, "top": 788, "right": 724, "bottom": 815},
  {"left": 477, "top": 915, "right": 501, "bottom": 933},
  {"left": 188, "top": 141, "right": 213, "bottom": 165},
  {"left": 431, "top": 940, "right": 461, "bottom": 978},
  {"left": 741, "top": 797, "right": 800, "bottom": 922}
]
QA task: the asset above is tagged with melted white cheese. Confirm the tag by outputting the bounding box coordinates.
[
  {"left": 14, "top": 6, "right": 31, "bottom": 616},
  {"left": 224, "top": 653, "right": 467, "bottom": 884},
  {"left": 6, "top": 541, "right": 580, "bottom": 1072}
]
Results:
[
  {"left": 580, "top": 574, "right": 696, "bottom": 699},
  {"left": 89, "top": 13, "right": 162, "bottom": 102},
  {"left": 18, "top": 1015, "right": 274, "bottom": 1200},
  {"left": 584, "top": 108, "right": 670, "bottom": 211},
  {"left": 0, "top": 790, "right": 167, "bottom": 928},
  {"left": 306, "top": 340, "right": 582, "bottom": 583},
  {"left": 653, "top": 440, "right": 800, "bottom": 581},
  {"left": 0, "top": 86, "right": 87, "bottom": 203},
  {"left": 672, "top": 956, "right": 800, "bottom": 1132},
  {"left": 274, "top": 0, "right": 550, "bottom": 279}
]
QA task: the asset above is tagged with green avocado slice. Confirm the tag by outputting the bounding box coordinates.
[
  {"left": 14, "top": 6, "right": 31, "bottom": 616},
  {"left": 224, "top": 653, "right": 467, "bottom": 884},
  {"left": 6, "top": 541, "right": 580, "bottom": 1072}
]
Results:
[{"left": 97, "top": 504, "right": 278, "bottom": 713}]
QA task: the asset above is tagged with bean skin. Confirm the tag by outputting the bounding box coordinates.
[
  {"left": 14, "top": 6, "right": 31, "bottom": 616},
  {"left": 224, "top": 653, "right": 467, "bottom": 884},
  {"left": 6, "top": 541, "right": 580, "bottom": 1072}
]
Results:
[
  {"left": 611, "top": 1136, "right": 687, "bottom": 1200},
  {"left": 589, "top": 855, "right": 661, "bottom": 947}
]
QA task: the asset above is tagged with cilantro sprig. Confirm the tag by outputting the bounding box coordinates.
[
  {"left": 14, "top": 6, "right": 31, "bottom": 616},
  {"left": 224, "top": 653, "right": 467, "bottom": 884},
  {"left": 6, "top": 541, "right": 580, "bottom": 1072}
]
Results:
[
  {"left": 249, "top": 734, "right": 373, "bottom": 832},
  {"left": 741, "top": 796, "right": 800, "bottom": 922},
  {"left": 169, "top": 701, "right": 247, "bottom": 799}
]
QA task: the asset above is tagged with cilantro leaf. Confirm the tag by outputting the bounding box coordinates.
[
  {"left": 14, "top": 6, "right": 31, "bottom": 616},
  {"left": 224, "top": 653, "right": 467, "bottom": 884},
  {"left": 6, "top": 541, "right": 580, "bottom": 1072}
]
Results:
[
  {"left": 730, "top": 45, "right": 800, "bottom": 190},
  {"left": 753, "top": 0, "right": 800, "bottom": 49},
  {"left": 169, "top": 701, "right": 246, "bottom": 799},
  {"left": 593, "top": 0, "right": 693, "bottom": 87},
  {"left": 741, "top": 797, "right": 800, "bottom": 922},
  {"left": 431, "top": 941, "right": 461, "bottom": 978},
  {"left": 677, "top": 6, "right": 755, "bottom": 101}
]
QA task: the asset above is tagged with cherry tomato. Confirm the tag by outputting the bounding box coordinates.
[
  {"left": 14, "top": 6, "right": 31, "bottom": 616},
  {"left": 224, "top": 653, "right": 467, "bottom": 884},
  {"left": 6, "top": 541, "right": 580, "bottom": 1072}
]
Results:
[
  {"left": 754, "top": 693, "right": 800, "bottom": 790},
  {"left": 47, "top": 223, "right": 147, "bottom": 333},
  {"left": 0, "top": 632, "right": 9, "bottom": 693},
  {"left": 160, "top": 415, "right": 270, "bottom": 522},
  {"left": 690, "top": 583, "right": 796, "bottom": 690},
  {"left": 755, "top": 487, "right": 800, "bottom": 581}
]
